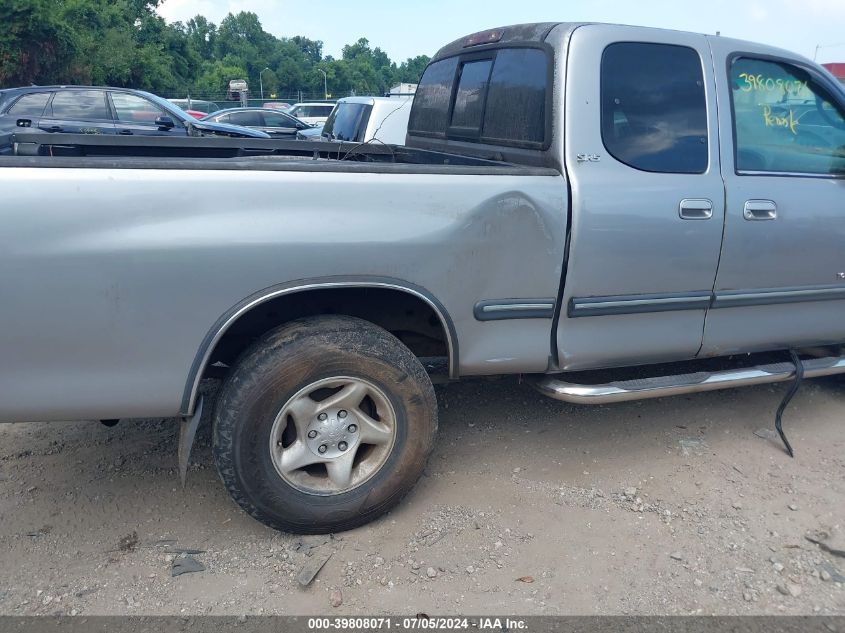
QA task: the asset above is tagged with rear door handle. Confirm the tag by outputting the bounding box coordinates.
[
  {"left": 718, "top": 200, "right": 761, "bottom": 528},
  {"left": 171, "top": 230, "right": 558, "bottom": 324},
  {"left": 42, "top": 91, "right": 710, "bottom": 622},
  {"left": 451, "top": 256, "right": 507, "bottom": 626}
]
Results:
[
  {"left": 744, "top": 200, "right": 777, "bottom": 221},
  {"left": 679, "top": 199, "right": 713, "bottom": 220},
  {"left": 118, "top": 129, "right": 133, "bottom": 135}
]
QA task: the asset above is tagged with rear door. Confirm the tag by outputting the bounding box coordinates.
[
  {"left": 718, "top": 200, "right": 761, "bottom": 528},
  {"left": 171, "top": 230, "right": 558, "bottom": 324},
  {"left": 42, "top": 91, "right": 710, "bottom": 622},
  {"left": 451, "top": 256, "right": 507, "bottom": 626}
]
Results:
[
  {"left": 700, "top": 41, "right": 845, "bottom": 355},
  {"left": 558, "top": 25, "right": 725, "bottom": 370},
  {"left": 38, "top": 89, "right": 115, "bottom": 135}
]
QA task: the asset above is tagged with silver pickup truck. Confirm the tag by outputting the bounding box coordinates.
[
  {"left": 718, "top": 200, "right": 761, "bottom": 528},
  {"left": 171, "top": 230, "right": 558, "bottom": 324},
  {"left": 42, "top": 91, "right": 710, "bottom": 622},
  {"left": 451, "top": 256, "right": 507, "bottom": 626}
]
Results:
[{"left": 2, "top": 23, "right": 844, "bottom": 534}]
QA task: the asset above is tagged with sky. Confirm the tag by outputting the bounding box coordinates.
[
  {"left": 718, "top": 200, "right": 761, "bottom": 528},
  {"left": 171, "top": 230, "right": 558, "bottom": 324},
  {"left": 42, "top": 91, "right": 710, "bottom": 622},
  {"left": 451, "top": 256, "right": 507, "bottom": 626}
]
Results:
[{"left": 156, "top": 0, "right": 845, "bottom": 64}]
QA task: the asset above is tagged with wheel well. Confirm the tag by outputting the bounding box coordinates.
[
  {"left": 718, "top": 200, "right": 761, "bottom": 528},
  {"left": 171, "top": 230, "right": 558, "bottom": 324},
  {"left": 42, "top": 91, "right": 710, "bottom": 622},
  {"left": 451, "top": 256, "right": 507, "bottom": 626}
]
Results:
[{"left": 202, "top": 287, "right": 451, "bottom": 379}]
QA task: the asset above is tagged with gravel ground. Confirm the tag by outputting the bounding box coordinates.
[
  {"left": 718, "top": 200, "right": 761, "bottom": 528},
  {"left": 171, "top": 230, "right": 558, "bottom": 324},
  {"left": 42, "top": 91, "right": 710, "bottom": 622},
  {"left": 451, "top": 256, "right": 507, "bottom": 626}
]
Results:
[{"left": 0, "top": 376, "right": 843, "bottom": 616}]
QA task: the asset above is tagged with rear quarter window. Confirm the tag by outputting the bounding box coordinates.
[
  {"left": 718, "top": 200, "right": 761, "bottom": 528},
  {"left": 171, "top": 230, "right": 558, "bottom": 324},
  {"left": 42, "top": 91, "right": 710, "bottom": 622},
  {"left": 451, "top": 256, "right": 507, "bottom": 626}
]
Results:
[
  {"left": 7, "top": 93, "right": 51, "bottom": 117},
  {"left": 600, "top": 42, "right": 708, "bottom": 174}
]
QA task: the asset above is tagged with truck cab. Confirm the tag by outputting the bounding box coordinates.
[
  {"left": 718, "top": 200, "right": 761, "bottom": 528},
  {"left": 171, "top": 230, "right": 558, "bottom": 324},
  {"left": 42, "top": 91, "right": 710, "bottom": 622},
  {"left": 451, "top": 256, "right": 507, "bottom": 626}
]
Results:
[{"left": 408, "top": 23, "right": 845, "bottom": 377}]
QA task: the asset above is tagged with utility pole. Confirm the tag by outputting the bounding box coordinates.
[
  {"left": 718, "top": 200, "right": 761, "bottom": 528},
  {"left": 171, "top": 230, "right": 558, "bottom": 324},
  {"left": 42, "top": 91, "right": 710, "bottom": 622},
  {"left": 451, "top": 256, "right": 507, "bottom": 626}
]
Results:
[
  {"left": 318, "top": 69, "right": 328, "bottom": 100},
  {"left": 259, "top": 67, "right": 272, "bottom": 101},
  {"left": 814, "top": 42, "right": 845, "bottom": 62}
]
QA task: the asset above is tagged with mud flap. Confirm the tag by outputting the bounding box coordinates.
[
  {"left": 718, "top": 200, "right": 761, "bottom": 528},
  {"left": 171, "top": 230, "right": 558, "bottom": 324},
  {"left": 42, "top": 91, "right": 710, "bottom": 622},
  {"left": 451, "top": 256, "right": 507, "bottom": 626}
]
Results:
[{"left": 178, "top": 395, "right": 204, "bottom": 487}]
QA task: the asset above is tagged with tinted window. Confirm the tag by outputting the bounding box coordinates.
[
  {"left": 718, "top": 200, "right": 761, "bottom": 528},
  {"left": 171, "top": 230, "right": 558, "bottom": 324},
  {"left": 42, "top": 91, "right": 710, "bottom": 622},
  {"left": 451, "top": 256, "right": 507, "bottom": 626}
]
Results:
[
  {"left": 482, "top": 48, "right": 547, "bottom": 145},
  {"left": 451, "top": 59, "right": 493, "bottom": 131},
  {"left": 731, "top": 57, "right": 845, "bottom": 175},
  {"left": 323, "top": 103, "right": 371, "bottom": 141},
  {"left": 262, "top": 112, "right": 297, "bottom": 127},
  {"left": 48, "top": 90, "right": 110, "bottom": 120},
  {"left": 227, "top": 111, "right": 263, "bottom": 126},
  {"left": 291, "top": 105, "right": 333, "bottom": 118},
  {"left": 407, "top": 56, "right": 458, "bottom": 137},
  {"left": 601, "top": 43, "right": 708, "bottom": 174},
  {"left": 111, "top": 92, "right": 165, "bottom": 124},
  {"left": 8, "top": 93, "right": 50, "bottom": 117}
]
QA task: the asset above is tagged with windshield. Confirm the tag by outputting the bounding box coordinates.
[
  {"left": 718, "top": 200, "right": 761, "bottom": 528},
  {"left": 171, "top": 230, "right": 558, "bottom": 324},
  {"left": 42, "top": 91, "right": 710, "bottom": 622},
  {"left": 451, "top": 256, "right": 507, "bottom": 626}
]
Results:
[{"left": 322, "top": 103, "right": 372, "bottom": 141}]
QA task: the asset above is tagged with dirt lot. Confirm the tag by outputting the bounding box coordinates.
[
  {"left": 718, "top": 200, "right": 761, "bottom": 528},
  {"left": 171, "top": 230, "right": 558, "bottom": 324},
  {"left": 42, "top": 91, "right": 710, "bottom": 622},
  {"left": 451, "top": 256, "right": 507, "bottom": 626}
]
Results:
[{"left": 0, "top": 376, "right": 843, "bottom": 616}]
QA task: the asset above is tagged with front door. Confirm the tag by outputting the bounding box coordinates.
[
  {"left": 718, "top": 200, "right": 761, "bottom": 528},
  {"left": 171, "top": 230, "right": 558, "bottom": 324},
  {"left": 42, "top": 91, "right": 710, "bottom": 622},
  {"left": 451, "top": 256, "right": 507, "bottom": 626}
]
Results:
[
  {"left": 558, "top": 25, "right": 725, "bottom": 370},
  {"left": 701, "top": 42, "right": 845, "bottom": 356},
  {"left": 110, "top": 92, "right": 186, "bottom": 137}
]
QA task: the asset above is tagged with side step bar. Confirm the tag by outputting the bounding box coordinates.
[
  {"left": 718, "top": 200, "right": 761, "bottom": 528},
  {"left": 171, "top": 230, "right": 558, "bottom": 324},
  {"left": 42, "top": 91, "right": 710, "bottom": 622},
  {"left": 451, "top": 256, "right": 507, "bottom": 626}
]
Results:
[{"left": 531, "top": 356, "right": 845, "bottom": 405}]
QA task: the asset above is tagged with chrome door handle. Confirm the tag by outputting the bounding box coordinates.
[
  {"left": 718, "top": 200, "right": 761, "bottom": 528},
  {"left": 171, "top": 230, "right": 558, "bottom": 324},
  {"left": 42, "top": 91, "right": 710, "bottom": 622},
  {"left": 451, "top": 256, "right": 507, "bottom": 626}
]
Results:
[
  {"left": 744, "top": 200, "right": 777, "bottom": 221},
  {"left": 679, "top": 199, "right": 713, "bottom": 220}
]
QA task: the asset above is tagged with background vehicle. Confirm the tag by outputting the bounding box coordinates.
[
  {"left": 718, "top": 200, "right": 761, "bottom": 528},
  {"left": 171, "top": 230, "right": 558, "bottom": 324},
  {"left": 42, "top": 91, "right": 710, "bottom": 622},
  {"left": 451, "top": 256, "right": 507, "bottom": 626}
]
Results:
[
  {"left": 0, "top": 87, "right": 271, "bottom": 138},
  {"left": 285, "top": 101, "right": 335, "bottom": 125},
  {"left": 296, "top": 124, "right": 324, "bottom": 140},
  {"left": 2, "top": 24, "right": 845, "bottom": 535},
  {"left": 168, "top": 98, "right": 219, "bottom": 116},
  {"left": 319, "top": 96, "right": 413, "bottom": 144},
  {"left": 263, "top": 102, "right": 292, "bottom": 110},
  {"left": 201, "top": 108, "right": 313, "bottom": 137}
]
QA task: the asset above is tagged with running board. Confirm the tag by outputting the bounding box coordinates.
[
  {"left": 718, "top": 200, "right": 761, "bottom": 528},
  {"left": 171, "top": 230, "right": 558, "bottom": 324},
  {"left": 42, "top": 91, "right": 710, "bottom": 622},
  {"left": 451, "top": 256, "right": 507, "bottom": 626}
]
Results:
[{"left": 531, "top": 356, "right": 845, "bottom": 405}]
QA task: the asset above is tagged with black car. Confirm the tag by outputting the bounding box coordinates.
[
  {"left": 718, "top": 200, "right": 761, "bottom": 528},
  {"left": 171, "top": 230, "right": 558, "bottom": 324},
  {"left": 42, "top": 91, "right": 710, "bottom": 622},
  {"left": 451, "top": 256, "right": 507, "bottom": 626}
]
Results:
[
  {"left": 201, "top": 108, "right": 313, "bottom": 137},
  {"left": 0, "top": 86, "right": 270, "bottom": 139}
]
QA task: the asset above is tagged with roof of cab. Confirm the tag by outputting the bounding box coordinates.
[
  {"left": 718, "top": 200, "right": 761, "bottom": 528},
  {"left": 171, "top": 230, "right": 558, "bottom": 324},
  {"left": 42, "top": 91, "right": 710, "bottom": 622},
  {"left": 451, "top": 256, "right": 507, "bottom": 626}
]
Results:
[{"left": 431, "top": 22, "right": 566, "bottom": 60}]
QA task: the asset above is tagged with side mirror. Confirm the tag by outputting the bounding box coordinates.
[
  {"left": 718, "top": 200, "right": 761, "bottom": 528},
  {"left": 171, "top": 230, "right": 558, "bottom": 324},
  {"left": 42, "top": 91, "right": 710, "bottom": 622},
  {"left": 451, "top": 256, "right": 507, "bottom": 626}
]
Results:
[{"left": 155, "top": 116, "right": 175, "bottom": 130}]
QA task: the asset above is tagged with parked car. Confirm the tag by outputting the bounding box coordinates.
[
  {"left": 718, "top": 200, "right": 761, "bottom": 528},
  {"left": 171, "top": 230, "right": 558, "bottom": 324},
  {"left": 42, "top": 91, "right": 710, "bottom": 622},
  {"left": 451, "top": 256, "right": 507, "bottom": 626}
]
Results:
[
  {"left": 295, "top": 124, "right": 324, "bottom": 140},
  {"left": 263, "top": 102, "right": 292, "bottom": 110},
  {"left": 285, "top": 102, "right": 335, "bottom": 125},
  {"left": 168, "top": 98, "right": 219, "bottom": 116},
  {"left": 0, "top": 87, "right": 270, "bottom": 139},
  {"left": 201, "top": 108, "right": 313, "bottom": 137},
  {"left": 318, "top": 96, "right": 413, "bottom": 144},
  {"left": 3, "top": 24, "right": 845, "bottom": 535}
]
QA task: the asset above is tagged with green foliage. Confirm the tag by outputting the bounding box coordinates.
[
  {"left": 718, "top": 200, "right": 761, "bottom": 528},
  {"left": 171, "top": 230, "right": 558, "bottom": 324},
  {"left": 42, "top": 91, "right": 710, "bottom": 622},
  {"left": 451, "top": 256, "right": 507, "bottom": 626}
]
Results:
[{"left": 0, "top": 2, "right": 431, "bottom": 99}]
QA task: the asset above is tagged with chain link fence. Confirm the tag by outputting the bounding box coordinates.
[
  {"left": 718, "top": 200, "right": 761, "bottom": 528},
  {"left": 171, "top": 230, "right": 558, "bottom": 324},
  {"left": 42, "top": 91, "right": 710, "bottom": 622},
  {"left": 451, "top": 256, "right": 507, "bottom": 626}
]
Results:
[{"left": 160, "top": 90, "right": 365, "bottom": 114}]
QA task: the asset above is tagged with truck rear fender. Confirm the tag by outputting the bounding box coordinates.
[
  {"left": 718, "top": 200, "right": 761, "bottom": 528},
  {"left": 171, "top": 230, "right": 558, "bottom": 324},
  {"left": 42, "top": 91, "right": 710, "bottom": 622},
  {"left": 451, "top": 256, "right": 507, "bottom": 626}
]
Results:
[{"left": 180, "top": 277, "right": 458, "bottom": 417}]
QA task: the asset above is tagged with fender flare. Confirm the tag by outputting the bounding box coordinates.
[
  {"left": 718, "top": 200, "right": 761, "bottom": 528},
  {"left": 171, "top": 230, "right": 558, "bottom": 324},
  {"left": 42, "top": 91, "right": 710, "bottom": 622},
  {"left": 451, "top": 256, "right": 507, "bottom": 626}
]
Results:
[{"left": 179, "top": 275, "right": 459, "bottom": 416}]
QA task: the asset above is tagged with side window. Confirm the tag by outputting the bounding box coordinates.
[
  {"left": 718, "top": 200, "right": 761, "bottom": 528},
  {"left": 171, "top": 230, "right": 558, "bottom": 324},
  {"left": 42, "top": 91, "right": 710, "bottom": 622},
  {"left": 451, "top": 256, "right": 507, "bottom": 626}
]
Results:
[
  {"left": 48, "top": 90, "right": 110, "bottom": 121},
  {"left": 450, "top": 59, "right": 493, "bottom": 133},
  {"left": 730, "top": 57, "right": 845, "bottom": 175},
  {"left": 482, "top": 48, "right": 547, "bottom": 146},
  {"left": 111, "top": 93, "right": 166, "bottom": 124},
  {"left": 8, "top": 93, "right": 51, "bottom": 117},
  {"left": 227, "top": 111, "right": 262, "bottom": 126},
  {"left": 262, "top": 112, "right": 296, "bottom": 127},
  {"left": 601, "top": 43, "right": 708, "bottom": 174},
  {"left": 407, "top": 57, "right": 459, "bottom": 137}
]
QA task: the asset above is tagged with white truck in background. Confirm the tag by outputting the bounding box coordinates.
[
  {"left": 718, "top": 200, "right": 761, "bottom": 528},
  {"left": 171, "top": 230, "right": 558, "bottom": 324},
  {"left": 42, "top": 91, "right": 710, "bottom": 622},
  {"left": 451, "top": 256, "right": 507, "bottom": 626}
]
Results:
[{"left": 301, "top": 95, "right": 414, "bottom": 145}]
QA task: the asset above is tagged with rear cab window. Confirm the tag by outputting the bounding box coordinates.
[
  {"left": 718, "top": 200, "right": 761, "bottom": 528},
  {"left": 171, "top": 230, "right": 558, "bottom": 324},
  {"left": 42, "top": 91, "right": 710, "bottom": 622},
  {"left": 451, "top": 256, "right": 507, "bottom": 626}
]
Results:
[
  {"left": 408, "top": 47, "right": 550, "bottom": 149},
  {"left": 600, "top": 42, "right": 709, "bottom": 174}
]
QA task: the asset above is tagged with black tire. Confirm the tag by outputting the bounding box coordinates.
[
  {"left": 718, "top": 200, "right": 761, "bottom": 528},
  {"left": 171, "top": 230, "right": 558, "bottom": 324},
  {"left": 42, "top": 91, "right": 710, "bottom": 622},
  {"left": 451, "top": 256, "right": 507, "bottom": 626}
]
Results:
[{"left": 212, "top": 315, "right": 438, "bottom": 534}]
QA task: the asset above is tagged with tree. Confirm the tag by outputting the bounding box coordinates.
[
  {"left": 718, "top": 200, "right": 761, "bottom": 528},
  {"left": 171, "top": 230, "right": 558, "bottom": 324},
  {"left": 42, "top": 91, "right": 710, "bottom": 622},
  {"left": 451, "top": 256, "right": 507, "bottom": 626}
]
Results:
[
  {"left": 0, "top": 2, "right": 429, "bottom": 100},
  {"left": 0, "top": 0, "right": 77, "bottom": 85}
]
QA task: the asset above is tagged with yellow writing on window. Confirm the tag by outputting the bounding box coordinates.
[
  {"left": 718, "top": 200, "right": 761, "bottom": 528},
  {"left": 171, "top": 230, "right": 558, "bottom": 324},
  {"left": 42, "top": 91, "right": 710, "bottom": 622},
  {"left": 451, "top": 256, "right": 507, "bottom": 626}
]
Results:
[
  {"left": 762, "top": 106, "right": 799, "bottom": 134},
  {"left": 738, "top": 73, "right": 808, "bottom": 94}
]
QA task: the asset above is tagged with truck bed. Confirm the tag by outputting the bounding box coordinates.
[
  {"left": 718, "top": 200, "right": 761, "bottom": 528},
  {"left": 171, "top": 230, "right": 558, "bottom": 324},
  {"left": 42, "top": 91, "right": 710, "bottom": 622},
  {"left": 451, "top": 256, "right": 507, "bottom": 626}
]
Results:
[{"left": 1, "top": 132, "right": 558, "bottom": 177}]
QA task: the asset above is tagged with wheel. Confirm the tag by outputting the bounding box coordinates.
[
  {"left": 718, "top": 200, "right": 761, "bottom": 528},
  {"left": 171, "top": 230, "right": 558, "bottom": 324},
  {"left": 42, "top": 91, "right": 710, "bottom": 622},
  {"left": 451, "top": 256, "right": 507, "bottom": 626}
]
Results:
[{"left": 212, "top": 315, "right": 438, "bottom": 534}]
